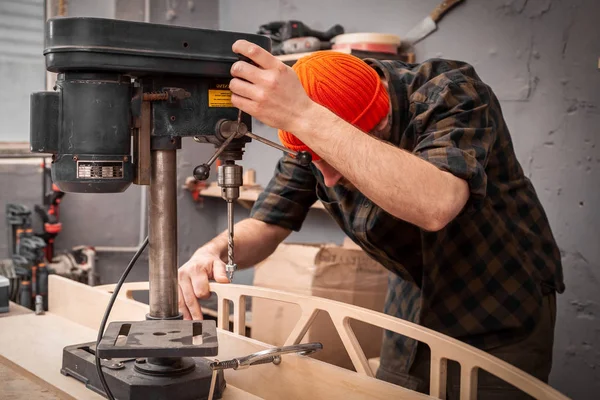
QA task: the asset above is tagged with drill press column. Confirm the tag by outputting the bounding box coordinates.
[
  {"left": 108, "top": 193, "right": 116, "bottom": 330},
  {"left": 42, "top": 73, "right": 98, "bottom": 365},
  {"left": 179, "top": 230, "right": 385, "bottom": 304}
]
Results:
[{"left": 149, "top": 150, "right": 179, "bottom": 319}]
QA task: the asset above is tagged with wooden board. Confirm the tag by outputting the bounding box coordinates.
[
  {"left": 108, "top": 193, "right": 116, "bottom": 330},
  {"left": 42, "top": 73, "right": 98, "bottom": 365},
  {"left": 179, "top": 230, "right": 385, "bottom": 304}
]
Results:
[
  {"left": 0, "top": 356, "right": 62, "bottom": 400},
  {"left": 211, "top": 331, "right": 427, "bottom": 400}
]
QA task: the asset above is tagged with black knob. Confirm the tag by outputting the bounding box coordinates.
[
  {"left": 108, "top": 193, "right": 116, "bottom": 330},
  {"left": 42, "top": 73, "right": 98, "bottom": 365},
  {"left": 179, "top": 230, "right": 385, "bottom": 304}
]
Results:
[
  {"left": 193, "top": 164, "right": 211, "bottom": 181},
  {"left": 297, "top": 151, "right": 312, "bottom": 166}
]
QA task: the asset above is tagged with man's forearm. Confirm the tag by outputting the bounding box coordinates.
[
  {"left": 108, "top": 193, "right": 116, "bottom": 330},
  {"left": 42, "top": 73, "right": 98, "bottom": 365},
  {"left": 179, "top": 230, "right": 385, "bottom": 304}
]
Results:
[
  {"left": 195, "top": 218, "right": 291, "bottom": 269},
  {"left": 295, "top": 104, "right": 470, "bottom": 231}
]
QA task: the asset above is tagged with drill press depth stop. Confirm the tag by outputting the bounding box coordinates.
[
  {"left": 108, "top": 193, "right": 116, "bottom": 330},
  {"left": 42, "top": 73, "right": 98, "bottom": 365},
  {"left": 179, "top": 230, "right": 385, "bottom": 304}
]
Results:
[{"left": 28, "top": 17, "right": 303, "bottom": 400}]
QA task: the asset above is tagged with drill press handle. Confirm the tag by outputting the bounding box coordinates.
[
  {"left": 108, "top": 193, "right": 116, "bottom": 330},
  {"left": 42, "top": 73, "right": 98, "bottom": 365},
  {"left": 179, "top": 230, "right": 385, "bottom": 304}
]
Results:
[{"left": 192, "top": 120, "right": 312, "bottom": 182}]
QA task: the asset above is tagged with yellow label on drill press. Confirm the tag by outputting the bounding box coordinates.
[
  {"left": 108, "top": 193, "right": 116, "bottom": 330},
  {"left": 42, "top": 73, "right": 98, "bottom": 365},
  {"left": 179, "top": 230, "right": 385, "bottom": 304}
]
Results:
[{"left": 208, "top": 89, "right": 233, "bottom": 107}]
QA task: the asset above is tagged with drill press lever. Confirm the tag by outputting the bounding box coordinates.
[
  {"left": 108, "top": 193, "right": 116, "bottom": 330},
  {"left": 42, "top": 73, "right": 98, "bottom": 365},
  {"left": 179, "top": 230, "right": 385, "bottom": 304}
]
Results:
[{"left": 193, "top": 118, "right": 312, "bottom": 281}]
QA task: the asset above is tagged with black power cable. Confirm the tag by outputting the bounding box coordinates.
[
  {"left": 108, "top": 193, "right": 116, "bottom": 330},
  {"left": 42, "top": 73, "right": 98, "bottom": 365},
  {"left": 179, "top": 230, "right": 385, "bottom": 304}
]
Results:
[{"left": 95, "top": 237, "right": 149, "bottom": 400}]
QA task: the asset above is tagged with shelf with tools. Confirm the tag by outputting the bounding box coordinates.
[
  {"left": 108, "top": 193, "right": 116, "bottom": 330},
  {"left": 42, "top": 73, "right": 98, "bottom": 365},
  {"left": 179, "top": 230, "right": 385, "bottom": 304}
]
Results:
[
  {"left": 275, "top": 47, "right": 415, "bottom": 66},
  {"left": 273, "top": 32, "right": 415, "bottom": 65},
  {"left": 185, "top": 169, "right": 326, "bottom": 211},
  {"left": 199, "top": 183, "right": 326, "bottom": 211}
]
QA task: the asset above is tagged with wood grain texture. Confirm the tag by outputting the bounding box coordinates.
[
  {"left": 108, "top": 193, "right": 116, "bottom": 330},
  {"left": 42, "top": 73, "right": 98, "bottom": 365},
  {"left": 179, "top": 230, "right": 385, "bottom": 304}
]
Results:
[{"left": 0, "top": 357, "right": 63, "bottom": 400}]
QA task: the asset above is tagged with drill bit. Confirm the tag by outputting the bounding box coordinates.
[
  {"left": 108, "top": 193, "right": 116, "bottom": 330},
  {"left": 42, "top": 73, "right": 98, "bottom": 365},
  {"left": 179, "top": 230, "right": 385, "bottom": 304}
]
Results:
[
  {"left": 224, "top": 110, "right": 243, "bottom": 283},
  {"left": 225, "top": 200, "right": 236, "bottom": 282}
]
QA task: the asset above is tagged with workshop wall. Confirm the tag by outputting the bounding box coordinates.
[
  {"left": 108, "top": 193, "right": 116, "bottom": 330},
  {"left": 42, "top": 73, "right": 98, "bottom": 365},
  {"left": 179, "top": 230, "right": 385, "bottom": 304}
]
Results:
[
  {"left": 0, "top": 0, "right": 45, "bottom": 141},
  {"left": 219, "top": 0, "right": 600, "bottom": 398},
  {"left": 0, "top": 0, "right": 597, "bottom": 397}
]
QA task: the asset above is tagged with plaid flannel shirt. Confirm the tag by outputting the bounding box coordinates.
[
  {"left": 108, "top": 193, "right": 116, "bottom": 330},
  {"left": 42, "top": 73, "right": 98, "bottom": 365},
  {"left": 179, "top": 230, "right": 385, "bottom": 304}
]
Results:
[{"left": 250, "top": 58, "right": 564, "bottom": 377}]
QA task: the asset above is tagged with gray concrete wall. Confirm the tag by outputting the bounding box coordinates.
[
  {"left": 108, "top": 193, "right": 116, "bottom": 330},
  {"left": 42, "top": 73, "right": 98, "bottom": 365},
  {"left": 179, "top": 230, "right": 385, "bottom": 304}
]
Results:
[
  {"left": 0, "top": 0, "right": 45, "bottom": 141},
  {"left": 1, "top": 0, "right": 598, "bottom": 397},
  {"left": 219, "top": 0, "right": 599, "bottom": 398}
]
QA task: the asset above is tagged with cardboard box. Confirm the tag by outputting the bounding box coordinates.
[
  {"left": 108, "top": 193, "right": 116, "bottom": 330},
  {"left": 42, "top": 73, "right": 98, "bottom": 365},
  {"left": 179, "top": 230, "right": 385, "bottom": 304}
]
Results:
[{"left": 251, "top": 240, "right": 389, "bottom": 370}]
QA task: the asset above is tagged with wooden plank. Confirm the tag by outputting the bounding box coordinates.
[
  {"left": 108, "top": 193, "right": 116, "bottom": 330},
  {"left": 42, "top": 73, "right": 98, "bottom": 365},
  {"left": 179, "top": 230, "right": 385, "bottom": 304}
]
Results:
[
  {"left": 0, "top": 356, "right": 63, "bottom": 400},
  {"left": 212, "top": 331, "right": 427, "bottom": 400}
]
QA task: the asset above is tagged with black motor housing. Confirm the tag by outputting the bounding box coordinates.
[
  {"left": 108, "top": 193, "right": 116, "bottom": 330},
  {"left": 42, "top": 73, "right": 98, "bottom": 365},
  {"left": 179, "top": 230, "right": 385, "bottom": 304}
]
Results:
[{"left": 31, "top": 73, "right": 134, "bottom": 193}]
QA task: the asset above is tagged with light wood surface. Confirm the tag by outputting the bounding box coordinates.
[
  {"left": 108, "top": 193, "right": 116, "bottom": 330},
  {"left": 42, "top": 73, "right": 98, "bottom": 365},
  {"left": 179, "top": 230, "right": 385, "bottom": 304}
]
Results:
[
  {"left": 206, "top": 283, "right": 570, "bottom": 400},
  {"left": 0, "top": 356, "right": 62, "bottom": 400}
]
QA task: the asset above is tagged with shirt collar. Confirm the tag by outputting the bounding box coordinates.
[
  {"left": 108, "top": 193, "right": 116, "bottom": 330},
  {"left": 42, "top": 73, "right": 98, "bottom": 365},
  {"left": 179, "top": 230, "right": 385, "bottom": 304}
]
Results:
[{"left": 364, "top": 58, "right": 408, "bottom": 145}]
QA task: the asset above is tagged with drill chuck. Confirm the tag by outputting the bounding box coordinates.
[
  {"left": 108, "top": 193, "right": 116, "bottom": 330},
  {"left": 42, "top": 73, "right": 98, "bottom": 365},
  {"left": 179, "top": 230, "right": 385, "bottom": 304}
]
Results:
[{"left": 217, "top": 163, "right": 243, "bottom": 202}]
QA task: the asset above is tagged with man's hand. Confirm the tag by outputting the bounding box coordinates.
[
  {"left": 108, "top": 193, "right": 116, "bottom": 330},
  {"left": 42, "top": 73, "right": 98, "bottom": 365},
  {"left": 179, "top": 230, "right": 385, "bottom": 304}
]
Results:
[
  {"left": 178, "top": 249, "right": 230, "bottom": 320},
  {"left": 230, "top": 40, "right": 316, "bottom": 133}
]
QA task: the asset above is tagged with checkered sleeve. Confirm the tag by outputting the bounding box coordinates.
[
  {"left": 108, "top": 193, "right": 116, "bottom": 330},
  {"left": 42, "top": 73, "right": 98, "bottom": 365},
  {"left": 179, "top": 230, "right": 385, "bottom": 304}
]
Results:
[
  {"left": 412, "top": 81, "right": 497, "bottom": 202},
  {"left": 250, "top": 155, "right": 318, "bottom": 231}
]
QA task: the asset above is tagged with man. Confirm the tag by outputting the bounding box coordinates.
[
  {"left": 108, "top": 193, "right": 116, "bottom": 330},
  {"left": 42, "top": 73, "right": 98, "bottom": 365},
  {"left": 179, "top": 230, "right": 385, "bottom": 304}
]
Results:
[{"left": 179, "top": 40, "right": 564, "bottom": 398}]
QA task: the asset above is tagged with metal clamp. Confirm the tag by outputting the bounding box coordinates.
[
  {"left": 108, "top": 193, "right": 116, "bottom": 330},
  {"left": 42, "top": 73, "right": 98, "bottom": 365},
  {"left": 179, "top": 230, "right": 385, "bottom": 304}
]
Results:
[{"left": 209, "top": 342, "right": 322, "bottom": 371}]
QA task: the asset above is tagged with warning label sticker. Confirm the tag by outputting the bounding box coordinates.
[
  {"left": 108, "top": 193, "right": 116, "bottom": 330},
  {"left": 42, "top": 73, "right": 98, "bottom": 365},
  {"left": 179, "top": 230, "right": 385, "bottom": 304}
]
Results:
[{"left": 208, "top": 89, "right": 233, "bottom": 107}]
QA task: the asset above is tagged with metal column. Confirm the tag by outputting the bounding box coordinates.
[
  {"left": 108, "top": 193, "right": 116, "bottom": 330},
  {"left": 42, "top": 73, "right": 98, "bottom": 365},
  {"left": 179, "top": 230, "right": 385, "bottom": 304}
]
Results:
[{"left": 149, "top": 150, "right": 178, "bottom": 319}]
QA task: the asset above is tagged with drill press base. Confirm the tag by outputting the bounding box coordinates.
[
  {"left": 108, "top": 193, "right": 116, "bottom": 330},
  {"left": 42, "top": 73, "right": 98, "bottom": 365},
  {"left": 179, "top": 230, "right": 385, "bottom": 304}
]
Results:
[{"left": 61, "top": 342, "right": 226, "bottom": 399}]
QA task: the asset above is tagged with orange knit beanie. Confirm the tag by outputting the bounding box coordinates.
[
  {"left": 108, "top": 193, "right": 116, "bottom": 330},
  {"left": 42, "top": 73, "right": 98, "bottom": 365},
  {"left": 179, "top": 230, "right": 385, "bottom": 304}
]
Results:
[{"left": 278, "top": 51, "right": 389, "bottom": 161}]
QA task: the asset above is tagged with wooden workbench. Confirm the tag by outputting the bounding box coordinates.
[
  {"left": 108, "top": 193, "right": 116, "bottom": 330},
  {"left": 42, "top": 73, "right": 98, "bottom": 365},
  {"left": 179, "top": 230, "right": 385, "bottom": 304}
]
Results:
[
  {"left": 0, "top": 276, "right": 425, "bottom": 400},
  {"left": 0, "top": 357, "right": 61, "bottom": 400},
  {"left": 0, "top": 276, "right": 565, "bottom": 400}
]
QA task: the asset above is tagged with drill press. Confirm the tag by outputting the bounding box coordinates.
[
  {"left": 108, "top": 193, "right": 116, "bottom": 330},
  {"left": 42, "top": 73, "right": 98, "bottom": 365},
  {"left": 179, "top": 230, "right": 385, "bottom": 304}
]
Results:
[{"left": 29, "top": 17, "right": 314, "bottom": 400}]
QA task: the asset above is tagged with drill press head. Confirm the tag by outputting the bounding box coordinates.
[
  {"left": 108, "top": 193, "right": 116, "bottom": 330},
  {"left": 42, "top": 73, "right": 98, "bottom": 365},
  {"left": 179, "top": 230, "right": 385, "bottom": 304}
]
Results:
[
  {"left": 29, "top": 17, "right": 272, "bottom": 400},
  {"left": 29, "top": 17, "right": 270, "bottom": 194}
]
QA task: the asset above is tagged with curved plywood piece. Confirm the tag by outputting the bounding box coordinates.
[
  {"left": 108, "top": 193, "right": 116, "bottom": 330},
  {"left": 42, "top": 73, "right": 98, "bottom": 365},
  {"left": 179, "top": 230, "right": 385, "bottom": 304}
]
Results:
[{"left": 96, "top": 279, "right": 569, "bottom": 400}]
